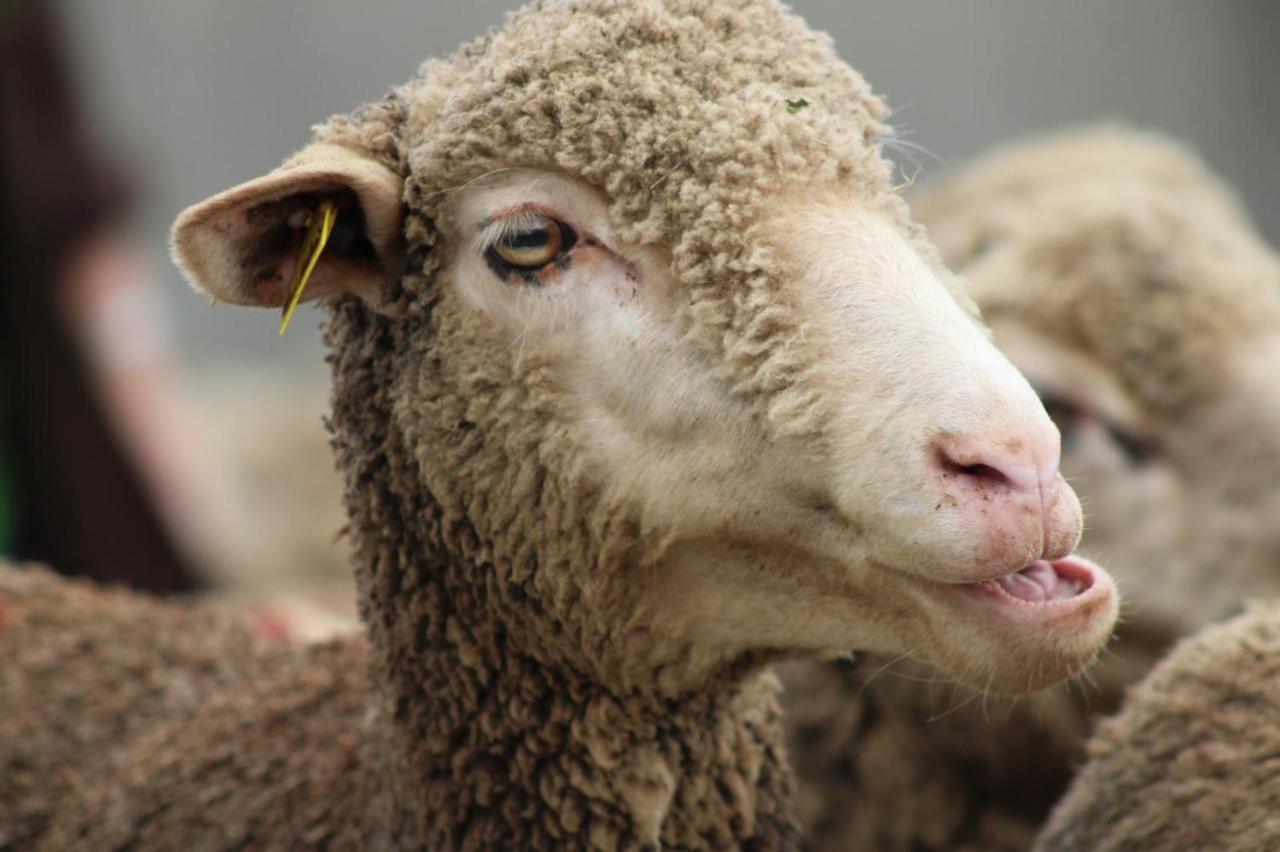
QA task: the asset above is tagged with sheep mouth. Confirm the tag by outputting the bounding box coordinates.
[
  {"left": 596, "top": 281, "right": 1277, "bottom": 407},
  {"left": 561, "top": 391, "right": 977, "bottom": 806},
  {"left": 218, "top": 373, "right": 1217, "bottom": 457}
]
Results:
[
  {"left": 951, "top": 555, "right": 1111, "bottom": 611},
  {"left": 974, "top": 558, "right": 1095, "bottom": 603},
  {"left": 892, "top": 555, "right": 1113, "bottom": 619},
  {"left": 906, "top": 554, "right": 1119, "bottom": 692}
]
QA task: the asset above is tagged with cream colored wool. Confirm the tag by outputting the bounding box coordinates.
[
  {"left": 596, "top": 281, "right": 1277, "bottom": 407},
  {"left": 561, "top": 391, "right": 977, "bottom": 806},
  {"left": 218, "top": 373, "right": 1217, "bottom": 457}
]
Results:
[
  {"left": 1, "top": 1, "right": 941, "bottom": 847},
  {"left": 784, "top": 126, "right": 1280, "bottom": 851},
  {"left": 279, "top": 2, "right": 895, "bottom": 844},
  {"left": 1036, "top": 600, "right": 1280, "bottom": 851}
]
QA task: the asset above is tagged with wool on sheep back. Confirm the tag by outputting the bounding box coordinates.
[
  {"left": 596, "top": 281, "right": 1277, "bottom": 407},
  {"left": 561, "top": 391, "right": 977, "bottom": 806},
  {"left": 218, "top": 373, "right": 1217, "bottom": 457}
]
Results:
[{"left": 1036, "top": 599, "right": 1280, "bottom": 851}]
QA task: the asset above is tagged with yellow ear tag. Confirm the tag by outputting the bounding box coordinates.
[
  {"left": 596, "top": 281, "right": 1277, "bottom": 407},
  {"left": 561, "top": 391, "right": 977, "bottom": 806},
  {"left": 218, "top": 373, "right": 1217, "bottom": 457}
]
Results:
[{"left": 279, "top": 199, "right": 339, "bottom": 335}]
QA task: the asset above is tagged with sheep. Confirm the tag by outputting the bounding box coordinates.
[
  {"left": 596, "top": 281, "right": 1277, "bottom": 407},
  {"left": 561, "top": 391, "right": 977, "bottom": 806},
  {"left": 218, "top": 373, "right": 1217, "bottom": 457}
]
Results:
[
  {"left": 0, "top": 563, "right": 294, "bottom": 848},
  {"left": 1034, "top": 599, "right": 1280, "bottom": 851},
  {"left": 0, "top": 1, "right": 1119, "bottom": 847},
  {"left": 782, "top": 126, "right": 1280, "bottom": 851}
]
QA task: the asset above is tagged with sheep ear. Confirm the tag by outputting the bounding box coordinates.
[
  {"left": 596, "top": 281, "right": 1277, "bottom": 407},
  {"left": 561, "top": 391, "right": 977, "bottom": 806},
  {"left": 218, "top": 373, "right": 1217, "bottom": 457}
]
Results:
[{"left": 171, "top": 143, "right": 404, "bottom": 318}]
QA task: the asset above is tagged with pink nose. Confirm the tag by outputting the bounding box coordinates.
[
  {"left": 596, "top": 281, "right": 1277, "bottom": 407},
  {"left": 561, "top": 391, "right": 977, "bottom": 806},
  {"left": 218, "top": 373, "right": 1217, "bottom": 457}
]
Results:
[
  {"left": 932, "top": 436, "right": 1056, "bottom": 497},
  {"left": 932, "top": 432, "right": 1072, "bottom": 561}
]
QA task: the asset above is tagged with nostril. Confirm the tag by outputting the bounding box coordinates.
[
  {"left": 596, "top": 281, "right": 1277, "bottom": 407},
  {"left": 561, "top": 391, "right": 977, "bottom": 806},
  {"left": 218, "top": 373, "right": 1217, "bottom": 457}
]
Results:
[
  {"left": 957, "top": 461, "right": 1011, "bottom": 486},
  {"left": 932, "top": 442, "right": 1038, "bottom": 494},
  {"left": 935, "top": 448, "right": 1014, "bottom": 488}
]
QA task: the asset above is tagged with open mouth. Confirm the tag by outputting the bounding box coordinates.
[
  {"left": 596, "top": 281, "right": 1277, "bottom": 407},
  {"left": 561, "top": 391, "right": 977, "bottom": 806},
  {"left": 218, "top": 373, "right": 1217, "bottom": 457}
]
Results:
[
  {"left": 982, "top": 558, "right": 1093, "bottom": 603},
  {"left": 895, "top": 554, "right": 1113, "bottom": 617},
  {"left": 961, "top": 555, "right": 1109, "bottom": 609},
  {"left": 910, "top": 553, "right": 1119, "bottom": 693}
]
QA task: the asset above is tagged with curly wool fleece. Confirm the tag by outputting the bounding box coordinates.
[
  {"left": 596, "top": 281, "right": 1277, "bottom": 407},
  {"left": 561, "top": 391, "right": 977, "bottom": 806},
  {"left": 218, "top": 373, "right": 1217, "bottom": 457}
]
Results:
[
  {"left": 321, "top": 2, "right": 914, "bottom": 845},
  {"left": 5, "top": 2, "right": 947, "bottom": 849},
  {"left": 1036, "top": 599, "right": 1280, "bottom": 851}
]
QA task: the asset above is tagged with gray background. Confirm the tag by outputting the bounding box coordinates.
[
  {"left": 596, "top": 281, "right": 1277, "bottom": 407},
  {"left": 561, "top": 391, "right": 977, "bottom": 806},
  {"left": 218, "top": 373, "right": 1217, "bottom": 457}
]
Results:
[{"left": 59, "top": 0, "right": 1280, "bottom": 371}]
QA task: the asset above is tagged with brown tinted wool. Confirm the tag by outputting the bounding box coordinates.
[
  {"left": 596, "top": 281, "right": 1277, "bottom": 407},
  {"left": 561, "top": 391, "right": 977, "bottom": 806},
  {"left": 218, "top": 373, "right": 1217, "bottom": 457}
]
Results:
[
  {"left": 0, "top": 1, "right": 949, "bottom": 847},
  {"left": 1036, "top": 600, "right": 1280, "bottom": 851},
  {"left": 783, "top": 127, "right": 1280, "bottom": 851},
  {"left": 0, "top": 564, "right": 290, "bottom": 848}
]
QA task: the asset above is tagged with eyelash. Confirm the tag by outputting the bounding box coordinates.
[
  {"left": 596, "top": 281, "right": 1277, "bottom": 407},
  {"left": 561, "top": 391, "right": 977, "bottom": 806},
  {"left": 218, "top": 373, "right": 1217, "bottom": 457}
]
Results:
[{"left": 479, "top": 210, "right": 553, "bottom": 250}]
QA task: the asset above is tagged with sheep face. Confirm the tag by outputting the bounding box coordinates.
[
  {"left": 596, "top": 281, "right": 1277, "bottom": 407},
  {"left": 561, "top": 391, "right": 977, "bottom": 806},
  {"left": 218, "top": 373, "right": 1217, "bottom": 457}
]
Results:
[
  {"left": 172, "top": 0, "right": 1116, "bottom": 694},
  {"left": 426, "top": 168, "right": 1117, "bottom": 692},
  {"left": 173, "top": 154, "right": 1116, "bottom": 694},
  {"left": 916, "top": 129, "right": 1280, "bottom": 640}
]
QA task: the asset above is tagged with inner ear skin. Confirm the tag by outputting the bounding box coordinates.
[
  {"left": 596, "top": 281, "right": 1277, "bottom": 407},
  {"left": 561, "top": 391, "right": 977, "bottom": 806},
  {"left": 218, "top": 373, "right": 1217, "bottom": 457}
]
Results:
[{"left": 242, "top": 189, "right": 377, "bottom": 285}]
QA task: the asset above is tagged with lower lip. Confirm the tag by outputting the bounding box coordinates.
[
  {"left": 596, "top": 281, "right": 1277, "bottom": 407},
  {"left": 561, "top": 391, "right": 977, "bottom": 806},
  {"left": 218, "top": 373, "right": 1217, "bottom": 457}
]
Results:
[{"left": 960, "top": 555, "right": 1113, "bottom": 612}]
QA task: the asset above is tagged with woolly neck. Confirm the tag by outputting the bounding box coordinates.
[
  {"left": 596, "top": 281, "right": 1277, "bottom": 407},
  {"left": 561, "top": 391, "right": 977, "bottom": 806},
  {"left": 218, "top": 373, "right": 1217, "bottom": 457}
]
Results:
[
  {"left": 364, "top": 602, "right": 799, "bottom": 848},
  {"left": 351, "top": 476, "right": 801, "bottom": 849},
  {"left": 306, "top": 2, "right": 896, "bottom": 833},
  {"left": 327, "top": 305, "right": 799, "bottom": 847}
]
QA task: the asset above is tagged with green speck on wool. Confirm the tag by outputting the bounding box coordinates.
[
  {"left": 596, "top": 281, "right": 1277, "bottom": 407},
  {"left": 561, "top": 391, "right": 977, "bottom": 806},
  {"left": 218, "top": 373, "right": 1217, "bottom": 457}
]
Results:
[{"left": 785, "top": 98, "right": 810, "bottom": 114}]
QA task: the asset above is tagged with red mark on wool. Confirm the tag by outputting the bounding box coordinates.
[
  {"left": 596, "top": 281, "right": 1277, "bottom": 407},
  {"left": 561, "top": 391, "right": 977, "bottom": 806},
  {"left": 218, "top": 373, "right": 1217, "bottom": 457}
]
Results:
[{"left": 248, "top": 608, "right": 294, "bottom": 644}]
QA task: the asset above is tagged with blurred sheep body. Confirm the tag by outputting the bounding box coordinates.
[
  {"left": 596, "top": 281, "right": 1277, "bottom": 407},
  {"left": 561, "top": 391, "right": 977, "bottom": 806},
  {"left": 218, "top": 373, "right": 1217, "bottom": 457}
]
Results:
[
  {"left": 0, "top": 564, "right": 373, "bottom": 848},
  {"left": 1035, "top": 600, "right": 1280, "bottom": 850}
]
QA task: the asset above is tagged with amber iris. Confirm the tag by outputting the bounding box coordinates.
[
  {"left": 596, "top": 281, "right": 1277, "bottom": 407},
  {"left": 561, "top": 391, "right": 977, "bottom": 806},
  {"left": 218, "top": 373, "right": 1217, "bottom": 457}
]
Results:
[{"left": 493, "top": 222, "right": 563, "bottom": 269}]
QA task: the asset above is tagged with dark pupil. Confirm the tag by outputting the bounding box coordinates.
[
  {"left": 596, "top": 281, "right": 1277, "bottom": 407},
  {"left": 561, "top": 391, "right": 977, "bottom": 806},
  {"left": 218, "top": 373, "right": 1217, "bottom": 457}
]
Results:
[{"left": 503, "top": 229, "right": 550, "bottom": 250}]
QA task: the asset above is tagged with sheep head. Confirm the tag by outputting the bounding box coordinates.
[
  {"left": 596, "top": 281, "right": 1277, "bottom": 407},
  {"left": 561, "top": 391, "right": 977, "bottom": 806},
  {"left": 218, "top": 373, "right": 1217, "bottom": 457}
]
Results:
[
  {"left": 915, "top": 127, "right": 1280, "bottom": 639},
  {"left": 172, "top": 0, "right": 1116, "bottom": 695}
]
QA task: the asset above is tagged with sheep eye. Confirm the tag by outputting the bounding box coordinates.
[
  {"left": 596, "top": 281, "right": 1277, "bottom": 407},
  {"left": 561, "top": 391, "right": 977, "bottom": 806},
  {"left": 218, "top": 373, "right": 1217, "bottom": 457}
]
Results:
[
  {"left": 1037, "top": 390, "right": 1085, "bottom": 454},
  {"left": 488, "top": 220, "right": 573, "bottom": 271},
  {"left": 1036, "top": 387, "right": 1155, "bottom": 465},
  {"left": 1107, "top": 426, "right": 1155, "bottom": 466}
]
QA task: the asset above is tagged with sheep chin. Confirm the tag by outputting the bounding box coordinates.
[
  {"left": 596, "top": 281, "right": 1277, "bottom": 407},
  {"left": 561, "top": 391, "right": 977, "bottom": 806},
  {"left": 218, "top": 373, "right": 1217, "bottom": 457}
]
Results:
[{"left": 901, "top": 555, "right": 1119, "bottom": 694}]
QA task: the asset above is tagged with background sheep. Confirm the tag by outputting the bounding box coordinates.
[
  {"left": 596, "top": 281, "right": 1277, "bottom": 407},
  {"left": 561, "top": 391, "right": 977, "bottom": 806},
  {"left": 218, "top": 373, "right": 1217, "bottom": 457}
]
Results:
[
  {"left": 0, "top": 1, "right": 1118, "bottom": 847},
  {"left": 784, "top": 126, "right": 1280, "bottom": 851},
  {"left": 0, "top": 564, "right": 282, "bottom": 847},
  {"left": 923, "top": 127, "right": 1280, "bottom": 639},
  {"left": 1035, "top": 599, "right": 1280, "bottom": 851}
]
